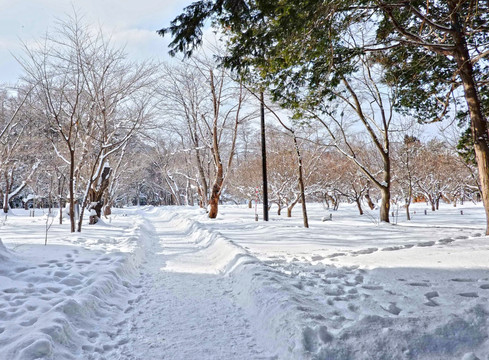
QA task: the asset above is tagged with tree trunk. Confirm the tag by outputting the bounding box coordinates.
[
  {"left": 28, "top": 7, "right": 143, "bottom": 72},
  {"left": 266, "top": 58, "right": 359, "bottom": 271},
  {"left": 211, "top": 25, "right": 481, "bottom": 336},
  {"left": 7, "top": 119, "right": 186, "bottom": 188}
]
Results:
[
  {"left": 406, "top": 181, "right": 412, "bottom": 221},
  {"left": 287, "top": 197, "right": 299, "bottom": 218},
  {"left": 428, "top": 194, "right": 436, "bottom": 211},
  {"left": 208, "top": 183, "right": 221, "bottom": 218},
  {"left": 379, "top": 186, "right": 390, "bottom": 222},
  {"left": 58, "top": 177, "right": 65, "bottom": 225},
  {"left": 208, "top": 166, "right": 223, "bottom": 219},
  {"left": 451, "top": 6, "right": 489, "bottom": 234},
  {"left": 293, "top": 135, "right": 309, "bottom": 228},
  {"left": 379, "top": 149, "right": 391, "bottom": 222},
  {"left": 356, "top": 198, "right": 364, "bottom": 215},
  {"left": 365, "top": 191, "right": 375, "bottom": 210},
  {"left": 3, "top": 180, "right": 9, "bottom": 214},
  {"left": 69, "top": 150, "right": 75, "bottom": 233}
]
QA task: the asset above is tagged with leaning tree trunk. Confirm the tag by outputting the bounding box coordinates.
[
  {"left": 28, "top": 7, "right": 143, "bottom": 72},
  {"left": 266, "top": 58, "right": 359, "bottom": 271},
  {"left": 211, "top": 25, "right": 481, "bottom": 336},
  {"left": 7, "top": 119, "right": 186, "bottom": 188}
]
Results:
[
  {"left": 89, "top": 166, "right": 111, "bottom": 223},
  {"left": 451, "top": 6, "right": 489, "bottom": 235}
]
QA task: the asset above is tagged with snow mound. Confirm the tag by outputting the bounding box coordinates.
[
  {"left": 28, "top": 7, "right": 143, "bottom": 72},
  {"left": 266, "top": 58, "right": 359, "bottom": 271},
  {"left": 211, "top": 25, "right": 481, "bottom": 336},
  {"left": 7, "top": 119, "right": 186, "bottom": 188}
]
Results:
[
  {"left": 0, "top": 212, "right": 148, "bottom": 360},
  {"left": 176, "top": 205, "right": 489, "bottom": 360}
]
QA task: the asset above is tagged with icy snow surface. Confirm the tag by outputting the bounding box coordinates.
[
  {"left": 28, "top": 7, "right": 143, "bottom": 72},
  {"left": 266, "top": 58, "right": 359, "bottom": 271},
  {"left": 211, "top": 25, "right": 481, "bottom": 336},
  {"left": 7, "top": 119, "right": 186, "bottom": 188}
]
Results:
[{"left": 0, "top": 202, "right": 488, "bottom": 359}]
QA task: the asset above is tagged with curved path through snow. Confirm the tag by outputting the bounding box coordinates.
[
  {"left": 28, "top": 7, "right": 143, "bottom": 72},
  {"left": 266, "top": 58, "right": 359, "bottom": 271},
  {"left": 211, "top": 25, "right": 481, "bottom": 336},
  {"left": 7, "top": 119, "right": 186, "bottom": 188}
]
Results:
[{"left": 114, "top": 210, "right": 273, "bottom": 360}]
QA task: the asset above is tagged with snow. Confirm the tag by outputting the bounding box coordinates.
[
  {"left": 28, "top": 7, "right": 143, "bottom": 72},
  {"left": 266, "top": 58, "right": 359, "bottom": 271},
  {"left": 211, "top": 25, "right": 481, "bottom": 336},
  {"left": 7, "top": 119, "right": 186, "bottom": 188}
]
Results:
[{"left": 0, "top": 202, "right": 488, "bottom": 359}]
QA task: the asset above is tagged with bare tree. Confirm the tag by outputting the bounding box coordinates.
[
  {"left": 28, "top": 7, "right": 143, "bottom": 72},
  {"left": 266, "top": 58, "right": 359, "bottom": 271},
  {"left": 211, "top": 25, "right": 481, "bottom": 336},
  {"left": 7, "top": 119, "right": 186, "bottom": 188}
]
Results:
[
  {"left": 158, "top": 55, "right": 253, "bottom": 218},
  {"left": 19, "top": 14, "right": 158, "bottom": 232}
]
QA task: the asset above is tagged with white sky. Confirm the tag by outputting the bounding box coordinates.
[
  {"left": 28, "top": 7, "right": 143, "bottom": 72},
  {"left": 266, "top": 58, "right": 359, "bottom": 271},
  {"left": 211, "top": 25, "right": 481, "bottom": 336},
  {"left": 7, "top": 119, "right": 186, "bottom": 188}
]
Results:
[{"left": 0, "top": 0, "right": 193, "bottom": 84}]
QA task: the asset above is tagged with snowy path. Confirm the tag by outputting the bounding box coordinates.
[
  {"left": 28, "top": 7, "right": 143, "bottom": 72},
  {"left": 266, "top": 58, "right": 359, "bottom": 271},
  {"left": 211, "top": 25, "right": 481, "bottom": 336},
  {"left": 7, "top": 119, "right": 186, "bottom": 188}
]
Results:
[{"left": 115, "top": 210, "right": 273, "bottom": 360}]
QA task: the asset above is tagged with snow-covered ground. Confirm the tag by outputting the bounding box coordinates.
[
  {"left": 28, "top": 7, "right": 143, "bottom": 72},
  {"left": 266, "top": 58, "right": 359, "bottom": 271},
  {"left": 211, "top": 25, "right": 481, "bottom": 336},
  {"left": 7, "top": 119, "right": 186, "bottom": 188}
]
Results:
[{"left": 0, "top": 202, "right": 488, "bottom": 359}]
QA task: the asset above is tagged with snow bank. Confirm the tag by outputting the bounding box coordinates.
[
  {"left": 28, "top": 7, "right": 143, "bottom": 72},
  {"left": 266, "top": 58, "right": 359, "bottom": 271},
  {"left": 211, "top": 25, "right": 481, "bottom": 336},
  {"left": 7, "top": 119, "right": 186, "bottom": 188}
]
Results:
[
  {"left": 0, "top": 210, "right": 149, "bottom": 360},
  {"left": 176, "top": 204, "right": 489, "bottom": 359}
]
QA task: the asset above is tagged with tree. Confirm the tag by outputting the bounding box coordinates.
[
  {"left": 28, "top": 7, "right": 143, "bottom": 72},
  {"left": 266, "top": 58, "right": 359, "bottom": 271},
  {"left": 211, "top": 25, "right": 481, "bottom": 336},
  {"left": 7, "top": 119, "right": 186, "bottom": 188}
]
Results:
[
  {"left": 161, "top": 2, "right": 398, "bottom": 222},
  {"left": 21, "top": 14, "right": 157, "bottom": 232},
  {"left": 158, "top": 56, "right": 253, "bottom": 218},
  {"left": 374, "top": 0, "right": 489, "bottom": 230},
  {"left": 392, "top": 135, "right": 421, "bottom": 220},
  {"left": 161, "top": 0, "right": 489, "bottom": 230},
  {"left": 0, "top": 86, "right": 40, "bottom": 213}
]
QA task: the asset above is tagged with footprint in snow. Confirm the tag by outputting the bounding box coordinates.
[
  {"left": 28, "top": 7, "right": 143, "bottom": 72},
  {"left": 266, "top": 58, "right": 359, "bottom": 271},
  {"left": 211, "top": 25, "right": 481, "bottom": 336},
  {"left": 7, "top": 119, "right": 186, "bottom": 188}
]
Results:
[
  {"left": 423, "top": 291, "right": 439, "bottom": 307},
  {"left": 407, "top": 282, "right": 429, "bottom": 287},
  {"left": 3, "top": 288, "right": 18, "bottom": 294},
  {"left": 382, "top": 246, "right": 403, "bottom": 251},
  {"left": 53, "top": 270, "right": 69, "bottom": 278},
  {"left": 361, "top": 285, "right": 383, "bottom": 290},
  {"left": 417, "top": 241, "right": 435, "bottom": 247},
  {"left": 438, "top": 238, "right": 454, "bottom": 244},
  {"left": 326, "top": 252, "right": 346, "bottom": 258},
  {"left": 381, "top": 303, "right": 401, "bottom": 315},
  {"left": 352, "top": 248, "right": 378, "bottom": 255},
  {"left": 458, "top": 292, "right": 479, "bottom": 298},
  {"left": 424, "top": 299, "right": 439, "bottom": 307},
  {"left": 20, "top": 318, "right": 37, "bottom": 327},
  {"left": 451, "top": 278, "right": 476, "bottom": 282},
  {"left": 479, "top": 284, "right": 489, "bottom": 290},
  {"left": 424, "top": 291, "right": 439, "bottom": 299}
]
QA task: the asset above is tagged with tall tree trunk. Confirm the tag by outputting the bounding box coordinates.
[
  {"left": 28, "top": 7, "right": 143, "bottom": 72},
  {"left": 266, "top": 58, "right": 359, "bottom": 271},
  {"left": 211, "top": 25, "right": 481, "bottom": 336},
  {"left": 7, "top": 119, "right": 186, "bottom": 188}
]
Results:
[
  {"left": 69, "top": 150, "right": 76, "bottom": 233},
  {"left": 59, "top": 176, "right": 65, "bottom": 225},
  {"left": 3, "top": 174, "right": 9, "bottom": 214},
  {"left": 379, "top": 153, "right": 391, "bottom": 222},
  {"left": 405, "top": 182, "right": 412, "bottom": 221},
  {"left": 293, "top": 135, "right": 309, "bottom": 228},
  {"left": 450, "top": 5, "right": 489, "bottom": 234}
]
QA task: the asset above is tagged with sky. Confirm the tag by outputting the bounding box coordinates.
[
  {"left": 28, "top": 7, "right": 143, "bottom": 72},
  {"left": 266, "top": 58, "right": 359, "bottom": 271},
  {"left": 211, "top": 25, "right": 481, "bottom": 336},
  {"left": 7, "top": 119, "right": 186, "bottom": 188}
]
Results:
[{"left": 0, "top": 0, "right": 193, "bottom": 84}]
